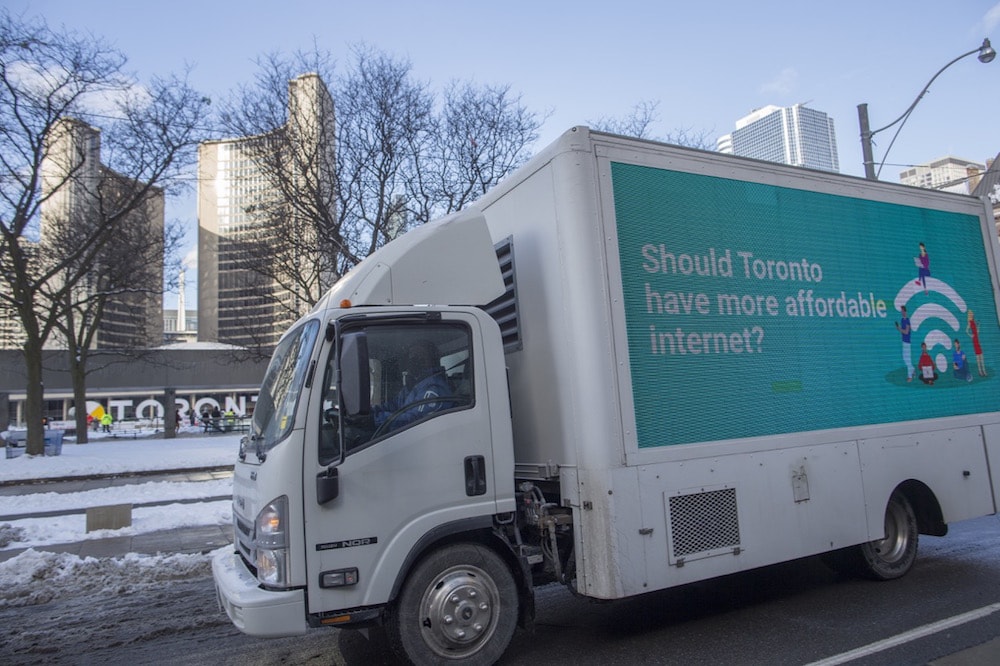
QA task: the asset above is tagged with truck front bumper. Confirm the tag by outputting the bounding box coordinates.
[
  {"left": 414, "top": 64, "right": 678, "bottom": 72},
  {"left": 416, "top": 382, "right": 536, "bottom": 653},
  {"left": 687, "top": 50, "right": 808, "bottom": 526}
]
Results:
[{"left": 212, "top": 549, "right": 308, "bottom": 637}]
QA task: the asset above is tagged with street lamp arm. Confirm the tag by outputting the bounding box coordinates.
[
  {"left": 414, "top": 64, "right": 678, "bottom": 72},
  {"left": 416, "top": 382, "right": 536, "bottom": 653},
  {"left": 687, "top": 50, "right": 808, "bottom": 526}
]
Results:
[
  {"left": 869, "top": 47, "right": 982, "bottom": 136},
  {"left": 858, "top": 38, "right": 995, "bottom": 180}
]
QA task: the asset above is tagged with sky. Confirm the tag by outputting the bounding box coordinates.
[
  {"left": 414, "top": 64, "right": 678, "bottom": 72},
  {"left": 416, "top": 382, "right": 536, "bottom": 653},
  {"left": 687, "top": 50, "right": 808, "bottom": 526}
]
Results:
[{"left": 8, "top": 1, "right": 1000, "bottom": 310}]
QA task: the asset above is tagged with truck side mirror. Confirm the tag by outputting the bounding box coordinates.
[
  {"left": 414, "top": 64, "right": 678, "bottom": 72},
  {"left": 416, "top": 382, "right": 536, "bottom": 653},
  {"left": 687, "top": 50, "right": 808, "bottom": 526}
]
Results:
[{"left": 340, "top": 331, "right": 371, "bottom": 417}]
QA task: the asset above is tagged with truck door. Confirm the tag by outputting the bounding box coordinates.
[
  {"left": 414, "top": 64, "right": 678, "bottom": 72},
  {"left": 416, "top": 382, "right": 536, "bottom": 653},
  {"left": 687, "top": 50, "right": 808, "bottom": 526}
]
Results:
[{"left": 302, "top": 314, "right": 500, "bottom": 615}]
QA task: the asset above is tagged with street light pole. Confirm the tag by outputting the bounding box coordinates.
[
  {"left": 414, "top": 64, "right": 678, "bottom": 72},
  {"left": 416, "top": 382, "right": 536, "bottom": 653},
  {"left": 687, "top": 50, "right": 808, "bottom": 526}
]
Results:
[{"left": 858, "top": 38, "right": 995, "bottom": 181}]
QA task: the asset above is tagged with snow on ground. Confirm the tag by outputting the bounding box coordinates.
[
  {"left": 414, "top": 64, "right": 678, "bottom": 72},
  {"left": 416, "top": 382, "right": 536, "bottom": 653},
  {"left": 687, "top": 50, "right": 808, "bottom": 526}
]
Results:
[
  {"left": 0, "top": 431, "right": 241, "bottom": 606},
  {"left": 1, "top": 550, "right": 214, "bottom": 608},
  {"left": 0, "top": 499, "right": 233, "bottom": 549},
  {"left": 2, "top": 477, "right": 234, "bottom": 514},
  {"left": 0, "top": 429, "right": 240, "bottom": 482}
]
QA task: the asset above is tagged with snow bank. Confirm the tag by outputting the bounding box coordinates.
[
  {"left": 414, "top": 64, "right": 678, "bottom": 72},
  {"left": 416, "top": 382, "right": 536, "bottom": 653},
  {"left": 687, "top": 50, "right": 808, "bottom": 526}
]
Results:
[{"left": 0, "top": 548, "right": 221, "bottom": 607}]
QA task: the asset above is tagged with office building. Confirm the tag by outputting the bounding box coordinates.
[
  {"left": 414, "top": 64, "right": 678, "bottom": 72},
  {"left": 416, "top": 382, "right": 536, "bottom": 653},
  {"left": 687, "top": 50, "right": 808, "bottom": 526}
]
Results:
[
  {"left": 198, "top": 73, "right": 335, "bottom": 348},
  {"left": 8, "top": 119, "right": 164, "bottom": 351},
  {"left": 0, "top": 284, "right": 26, "bottom": 350},
  {"left": 899, "top": 156, "right": 985, "bottom": 194},
  {"left": 718, "top": 104, "right": 840, "bottom": 172}
]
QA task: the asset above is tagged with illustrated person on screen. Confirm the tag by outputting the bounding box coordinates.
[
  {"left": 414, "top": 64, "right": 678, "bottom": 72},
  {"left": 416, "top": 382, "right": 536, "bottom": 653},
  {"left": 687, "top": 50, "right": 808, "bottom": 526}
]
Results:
[
  {"left": 952, "top": 339, "right": 972, "bottom": 382},
  {"left": 918, "top": 342, "right": 937, "bottom": 385},
  {"left": 967, "top": 310, "right": 986, "bottom": 377},
  {"left": 914, "top": 242, "right": 930, "bottom": 293},
  {"left": 373, "top": 340, "right": 454, "bottom": 433},
  {"left": 895, "top": 306, "right": 914, "bottom": 382}
]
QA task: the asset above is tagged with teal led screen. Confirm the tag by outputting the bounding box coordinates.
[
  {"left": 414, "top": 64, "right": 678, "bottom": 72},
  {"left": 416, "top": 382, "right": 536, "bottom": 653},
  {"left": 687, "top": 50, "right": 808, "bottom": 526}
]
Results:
[{"left": 611, "top": 162, "right": 1000, "bottom": 447}]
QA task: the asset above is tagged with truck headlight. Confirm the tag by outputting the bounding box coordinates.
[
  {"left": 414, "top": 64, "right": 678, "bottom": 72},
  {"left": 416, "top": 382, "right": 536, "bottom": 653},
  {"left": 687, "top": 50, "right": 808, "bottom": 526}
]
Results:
[{"left": 254, "top": 496, "right": 290, "bottom": 586}]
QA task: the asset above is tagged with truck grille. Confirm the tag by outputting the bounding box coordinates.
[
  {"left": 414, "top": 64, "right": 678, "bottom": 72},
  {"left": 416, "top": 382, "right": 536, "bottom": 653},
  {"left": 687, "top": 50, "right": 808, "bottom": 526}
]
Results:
[
  {"left": 667, "top": 487, "right": 741, "bottom": 560},
  {"left": 235, "top": 514, "right": 255, "bottom": 566}
]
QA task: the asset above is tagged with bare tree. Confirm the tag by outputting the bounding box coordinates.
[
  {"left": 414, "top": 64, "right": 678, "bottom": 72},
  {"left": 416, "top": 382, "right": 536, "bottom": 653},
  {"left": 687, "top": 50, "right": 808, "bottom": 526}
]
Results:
[
  {"left": 51, "top": 208, "right": 185, "bottom": 443},
  {"left": 214, "top": 45, "right": 432, "bottom": 350},
  {"left": 212, "top": 44, "right": 541, "bottom": 346},
  {"left": 410, "top": 81, "right": 540, "bottom": 222},
  {"left": 590, "top": 99, "right": 663, "bottom": 139},
  {"left": 217, "top": 52, "right": 340, "bottom": 341},
  {"left": 334, "top": 44, "right": 435, "bottom": 259},
  {"left": 0, "top": 12, "right": 209, "bottom": 454},
  {"left": 590, "top": 99, "right": 716, "bottom": 149}
]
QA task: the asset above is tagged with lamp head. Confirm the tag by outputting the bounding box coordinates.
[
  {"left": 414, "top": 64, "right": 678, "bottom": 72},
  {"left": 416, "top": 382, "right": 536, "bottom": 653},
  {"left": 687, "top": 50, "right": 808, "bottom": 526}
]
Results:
[{"left": 978, "top": 38, "right": 996, "bottom": 64}]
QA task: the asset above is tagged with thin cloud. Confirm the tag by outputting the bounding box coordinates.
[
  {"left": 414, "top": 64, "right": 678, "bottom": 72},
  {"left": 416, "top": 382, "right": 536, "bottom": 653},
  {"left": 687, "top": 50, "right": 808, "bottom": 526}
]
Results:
[
  {"left": 983, "top": 3, "right": 1000, "bottom": 32},
  {"left": 759, "top": 67, "right": 798, "bottom": 96},
  {"left": 182, "top": 246, "right": 198, "bottom": 270},
  {"left": 6, "top": 60, "right": 139, "bottom": 119}
]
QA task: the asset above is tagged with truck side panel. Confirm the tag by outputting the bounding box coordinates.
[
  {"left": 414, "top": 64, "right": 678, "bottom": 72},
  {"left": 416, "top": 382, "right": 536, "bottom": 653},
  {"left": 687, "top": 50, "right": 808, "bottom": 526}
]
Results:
[
  {"left": 986, "top": 423, "right": 1000, "bottom": 511},
  {"left": 480, "top": 147, "right": 624, "bottom": 472},
  {"left": 857, "top": 425, "right": 994, "bottom": 528},
  {"left": 633, "top": 440, "right": 866, "bottom": 596}
]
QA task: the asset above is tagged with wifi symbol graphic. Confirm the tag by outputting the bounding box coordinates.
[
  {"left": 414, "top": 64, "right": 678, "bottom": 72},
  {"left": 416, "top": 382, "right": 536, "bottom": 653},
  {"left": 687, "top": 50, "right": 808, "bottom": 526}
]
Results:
[{"left": 893, "top": 277, "right": 967, "bottom": 373}]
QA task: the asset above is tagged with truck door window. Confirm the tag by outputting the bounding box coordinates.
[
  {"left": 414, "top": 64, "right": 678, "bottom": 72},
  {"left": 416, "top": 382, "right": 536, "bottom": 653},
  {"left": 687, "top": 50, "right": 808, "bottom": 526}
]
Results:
[{"left": 319, "top": 322, "right": 473, "bottom": 462}]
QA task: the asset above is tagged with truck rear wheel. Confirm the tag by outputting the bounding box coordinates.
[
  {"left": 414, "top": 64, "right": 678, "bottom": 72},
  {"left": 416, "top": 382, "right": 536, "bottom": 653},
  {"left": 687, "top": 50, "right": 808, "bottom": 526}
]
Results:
[
  {"left": 827, "top": 490, "right": 918, "bottom": 580},
  {"left": 387, "top": 543, "right": 518, "bottom": 665}
]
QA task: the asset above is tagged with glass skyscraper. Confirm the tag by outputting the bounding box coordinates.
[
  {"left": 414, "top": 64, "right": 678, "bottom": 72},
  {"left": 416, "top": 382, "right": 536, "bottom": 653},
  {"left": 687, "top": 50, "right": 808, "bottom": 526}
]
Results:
[{"left": 718, "top": 104, "right": 840, "bottom": 173}]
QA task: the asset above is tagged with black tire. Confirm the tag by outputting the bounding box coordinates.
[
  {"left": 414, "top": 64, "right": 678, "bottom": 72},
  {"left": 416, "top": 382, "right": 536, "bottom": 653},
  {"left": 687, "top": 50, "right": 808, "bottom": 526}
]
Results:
[
  {"left": 387, "top": 543, "right": 518, "bottom": 665},
  {"left": 831, "top": 490, "right": 918, "bottom": 581}
]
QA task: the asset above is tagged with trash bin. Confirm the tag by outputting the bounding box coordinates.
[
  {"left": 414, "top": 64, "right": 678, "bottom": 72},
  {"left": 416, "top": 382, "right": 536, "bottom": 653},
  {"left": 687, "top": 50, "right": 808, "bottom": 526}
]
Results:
[
  {"left": 3, "top": 430, "right": 27, "bottom": 458},
  {"left": 43, "top": 430, "right": 64, "bottom": 456}
]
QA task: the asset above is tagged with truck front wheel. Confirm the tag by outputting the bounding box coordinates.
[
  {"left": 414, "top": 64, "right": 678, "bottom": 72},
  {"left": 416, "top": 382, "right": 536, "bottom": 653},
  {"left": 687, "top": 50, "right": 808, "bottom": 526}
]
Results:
[{"left": 387, "top": 543, "right": 518, "bottom": 665}]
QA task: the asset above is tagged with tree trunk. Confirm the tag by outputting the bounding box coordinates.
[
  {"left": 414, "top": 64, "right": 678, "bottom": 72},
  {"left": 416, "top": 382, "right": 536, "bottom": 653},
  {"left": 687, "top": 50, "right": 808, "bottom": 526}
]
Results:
[
  {"left": 22, "top": 342, "right": 46, "bottom": 456},
  {"left": 70, "top": 351, "right": 90, "bottom": 444}
]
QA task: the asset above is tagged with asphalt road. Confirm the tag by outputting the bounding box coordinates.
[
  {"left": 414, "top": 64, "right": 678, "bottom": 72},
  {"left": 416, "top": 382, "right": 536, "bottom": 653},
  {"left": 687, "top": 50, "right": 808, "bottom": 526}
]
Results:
[{"left": 3, "top": 514, "right": 998, "bottom": 665}]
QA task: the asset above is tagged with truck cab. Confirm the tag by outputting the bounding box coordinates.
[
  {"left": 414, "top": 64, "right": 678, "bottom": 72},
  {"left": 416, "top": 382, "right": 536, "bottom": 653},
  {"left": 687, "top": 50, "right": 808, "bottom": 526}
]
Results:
[{"left": 213, "top": 209, "right": 529, "bottom": 663}]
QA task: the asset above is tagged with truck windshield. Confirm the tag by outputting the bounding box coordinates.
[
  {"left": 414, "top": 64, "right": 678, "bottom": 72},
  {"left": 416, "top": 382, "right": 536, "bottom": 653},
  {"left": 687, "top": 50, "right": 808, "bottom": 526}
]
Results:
[{"left": 252, "top": 319, "right": 320, "bottom": 452}]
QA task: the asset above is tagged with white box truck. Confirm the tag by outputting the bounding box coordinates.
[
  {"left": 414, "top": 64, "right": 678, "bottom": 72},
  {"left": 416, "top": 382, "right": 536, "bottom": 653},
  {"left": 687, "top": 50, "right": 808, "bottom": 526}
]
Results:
[{"left": 213, "top": 127, "right": 1000, "bottom": 664}]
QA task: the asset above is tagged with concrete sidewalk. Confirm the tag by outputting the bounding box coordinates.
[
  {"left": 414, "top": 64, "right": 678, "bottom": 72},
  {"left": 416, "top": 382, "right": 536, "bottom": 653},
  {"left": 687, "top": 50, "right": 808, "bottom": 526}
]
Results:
[{"left": 0, "top": 468, "right": 234, "bottom": 563}]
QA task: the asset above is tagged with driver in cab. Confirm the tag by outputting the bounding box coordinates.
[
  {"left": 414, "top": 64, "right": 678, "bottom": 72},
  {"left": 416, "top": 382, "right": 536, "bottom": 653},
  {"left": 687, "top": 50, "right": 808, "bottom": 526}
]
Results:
[{"left": 373, "top": 340, "right": 453, "bottom": 433}]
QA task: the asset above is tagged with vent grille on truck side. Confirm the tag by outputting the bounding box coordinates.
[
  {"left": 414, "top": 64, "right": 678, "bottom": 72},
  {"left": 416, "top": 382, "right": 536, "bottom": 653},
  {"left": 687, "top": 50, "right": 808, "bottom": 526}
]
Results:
[
  {"left": 482, "top": 235, "right": 522, "bottom": 352},
  {"left": 667, "top": 487, "right": 741, "bottom": 562}
]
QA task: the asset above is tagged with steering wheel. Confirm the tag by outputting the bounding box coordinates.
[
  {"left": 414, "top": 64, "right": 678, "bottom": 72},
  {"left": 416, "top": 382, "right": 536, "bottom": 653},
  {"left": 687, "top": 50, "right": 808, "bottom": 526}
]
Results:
[{"left": 370, "top": 396, "right": 468, "bottom": 439}]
